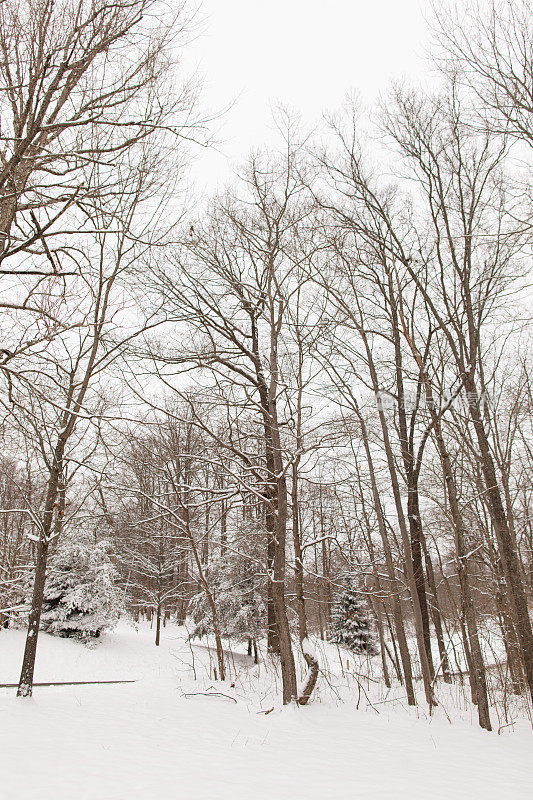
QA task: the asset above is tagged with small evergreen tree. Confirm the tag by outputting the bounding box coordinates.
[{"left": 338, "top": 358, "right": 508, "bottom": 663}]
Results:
[
  {"left": 331, "top": 581, "right": 378, "bottom": 655},
  {"left": 38, "top": 537, "right": 123, "bottom": 642}
]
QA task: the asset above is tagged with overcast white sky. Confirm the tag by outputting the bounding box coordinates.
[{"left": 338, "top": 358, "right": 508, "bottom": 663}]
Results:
[{"left": 184, "top": 0, "right": 435, "bottom": 194}]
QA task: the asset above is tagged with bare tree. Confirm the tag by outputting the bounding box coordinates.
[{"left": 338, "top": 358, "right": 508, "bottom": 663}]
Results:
[
  {"left": 12, "top": 158, "right": 177, "bottom": 695},
  {"left": 145, "top": 140, "right": 321, "bottom": 703},
  {"left": 434, "top": 0, "right": 533, "bottom": 146},
  {"left": 382, "top": 84, "right": 533, "bottom": 704},
  {"left": 0, "top": 0, "right": 196, "bottom": 265}
]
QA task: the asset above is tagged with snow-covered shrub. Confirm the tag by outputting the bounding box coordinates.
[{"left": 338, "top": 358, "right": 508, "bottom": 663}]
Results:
[{"left": 39, "top": 537, "right": 123, "bottom": 642}]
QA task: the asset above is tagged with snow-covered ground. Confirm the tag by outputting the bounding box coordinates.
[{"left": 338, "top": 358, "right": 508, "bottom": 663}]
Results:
[{"left": 1, "top": 621, "right": 531, "bottom": 800}]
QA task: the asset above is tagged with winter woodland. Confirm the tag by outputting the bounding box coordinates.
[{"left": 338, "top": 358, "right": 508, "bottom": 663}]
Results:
[{"left": 0, "top": 1, "right": 532, "bottom": 797}]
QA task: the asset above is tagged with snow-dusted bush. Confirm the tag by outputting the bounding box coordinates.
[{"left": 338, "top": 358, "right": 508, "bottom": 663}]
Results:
[{"left": 39, "top": 537, "right": 123, "bottom": 642}]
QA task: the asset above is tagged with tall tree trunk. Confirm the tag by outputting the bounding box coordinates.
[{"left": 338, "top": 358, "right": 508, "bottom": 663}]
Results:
[
  {"left": 17, "top": 539, "right": 49, "bottom": 696},
  {"left": 396, "top": 294, "right": 492, "bottom": 729},
  {"left": 18, "top": 438, "right": 65, "bottom": 697},
  {"left": 429, "top": 405, "right": 492, "bottom": 728},
  {"left": 382, "top": 604, "right": 404, "bottom": 683},
  {"left": 407, "top": 490, "right": 435, "bottom": 679},
  {"left": 359, "top": 412, "right": 416, "bottom": 704},
  {"left": 464, "top": 376, "right": 533, "bottom": 705},
  {"left": 270, "top": 450, "right": 298, "bottom": 704},
  {"left": 494, "top": 589, "right": 524, "bottom": 694},
  {"left": 421, "top": 536, "right": 452, "bottom": 683},
  {"left": 265, "top": 499, "right": 280, "bottom": 654},
  {"left": 388, "top": 270, "right": 435, "bottom": 683},
  {"left": 363, "top": 337, "right": 436, "bottom": 706},
  {"left": 292, "top": 462, "right": 319, "bottom": 705},
  {"left": 369, "top": 588, "right": 391, "bottom": 688},
  {"left": 255, "top": 354, "right": 297, "bottom": 701}
]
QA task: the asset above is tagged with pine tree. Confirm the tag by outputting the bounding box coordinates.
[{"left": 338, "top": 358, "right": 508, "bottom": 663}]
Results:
[
  {"left": 331, "top": 581, "right": 378, "bottom": 655},
  {"left": 38, "top": 537, "right": 123, "bottom": 642}
]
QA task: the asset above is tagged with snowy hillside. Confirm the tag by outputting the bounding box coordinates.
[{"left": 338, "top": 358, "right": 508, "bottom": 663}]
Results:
[{"left": 1, "top": 622, "right": 531, "bottom": 800}]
